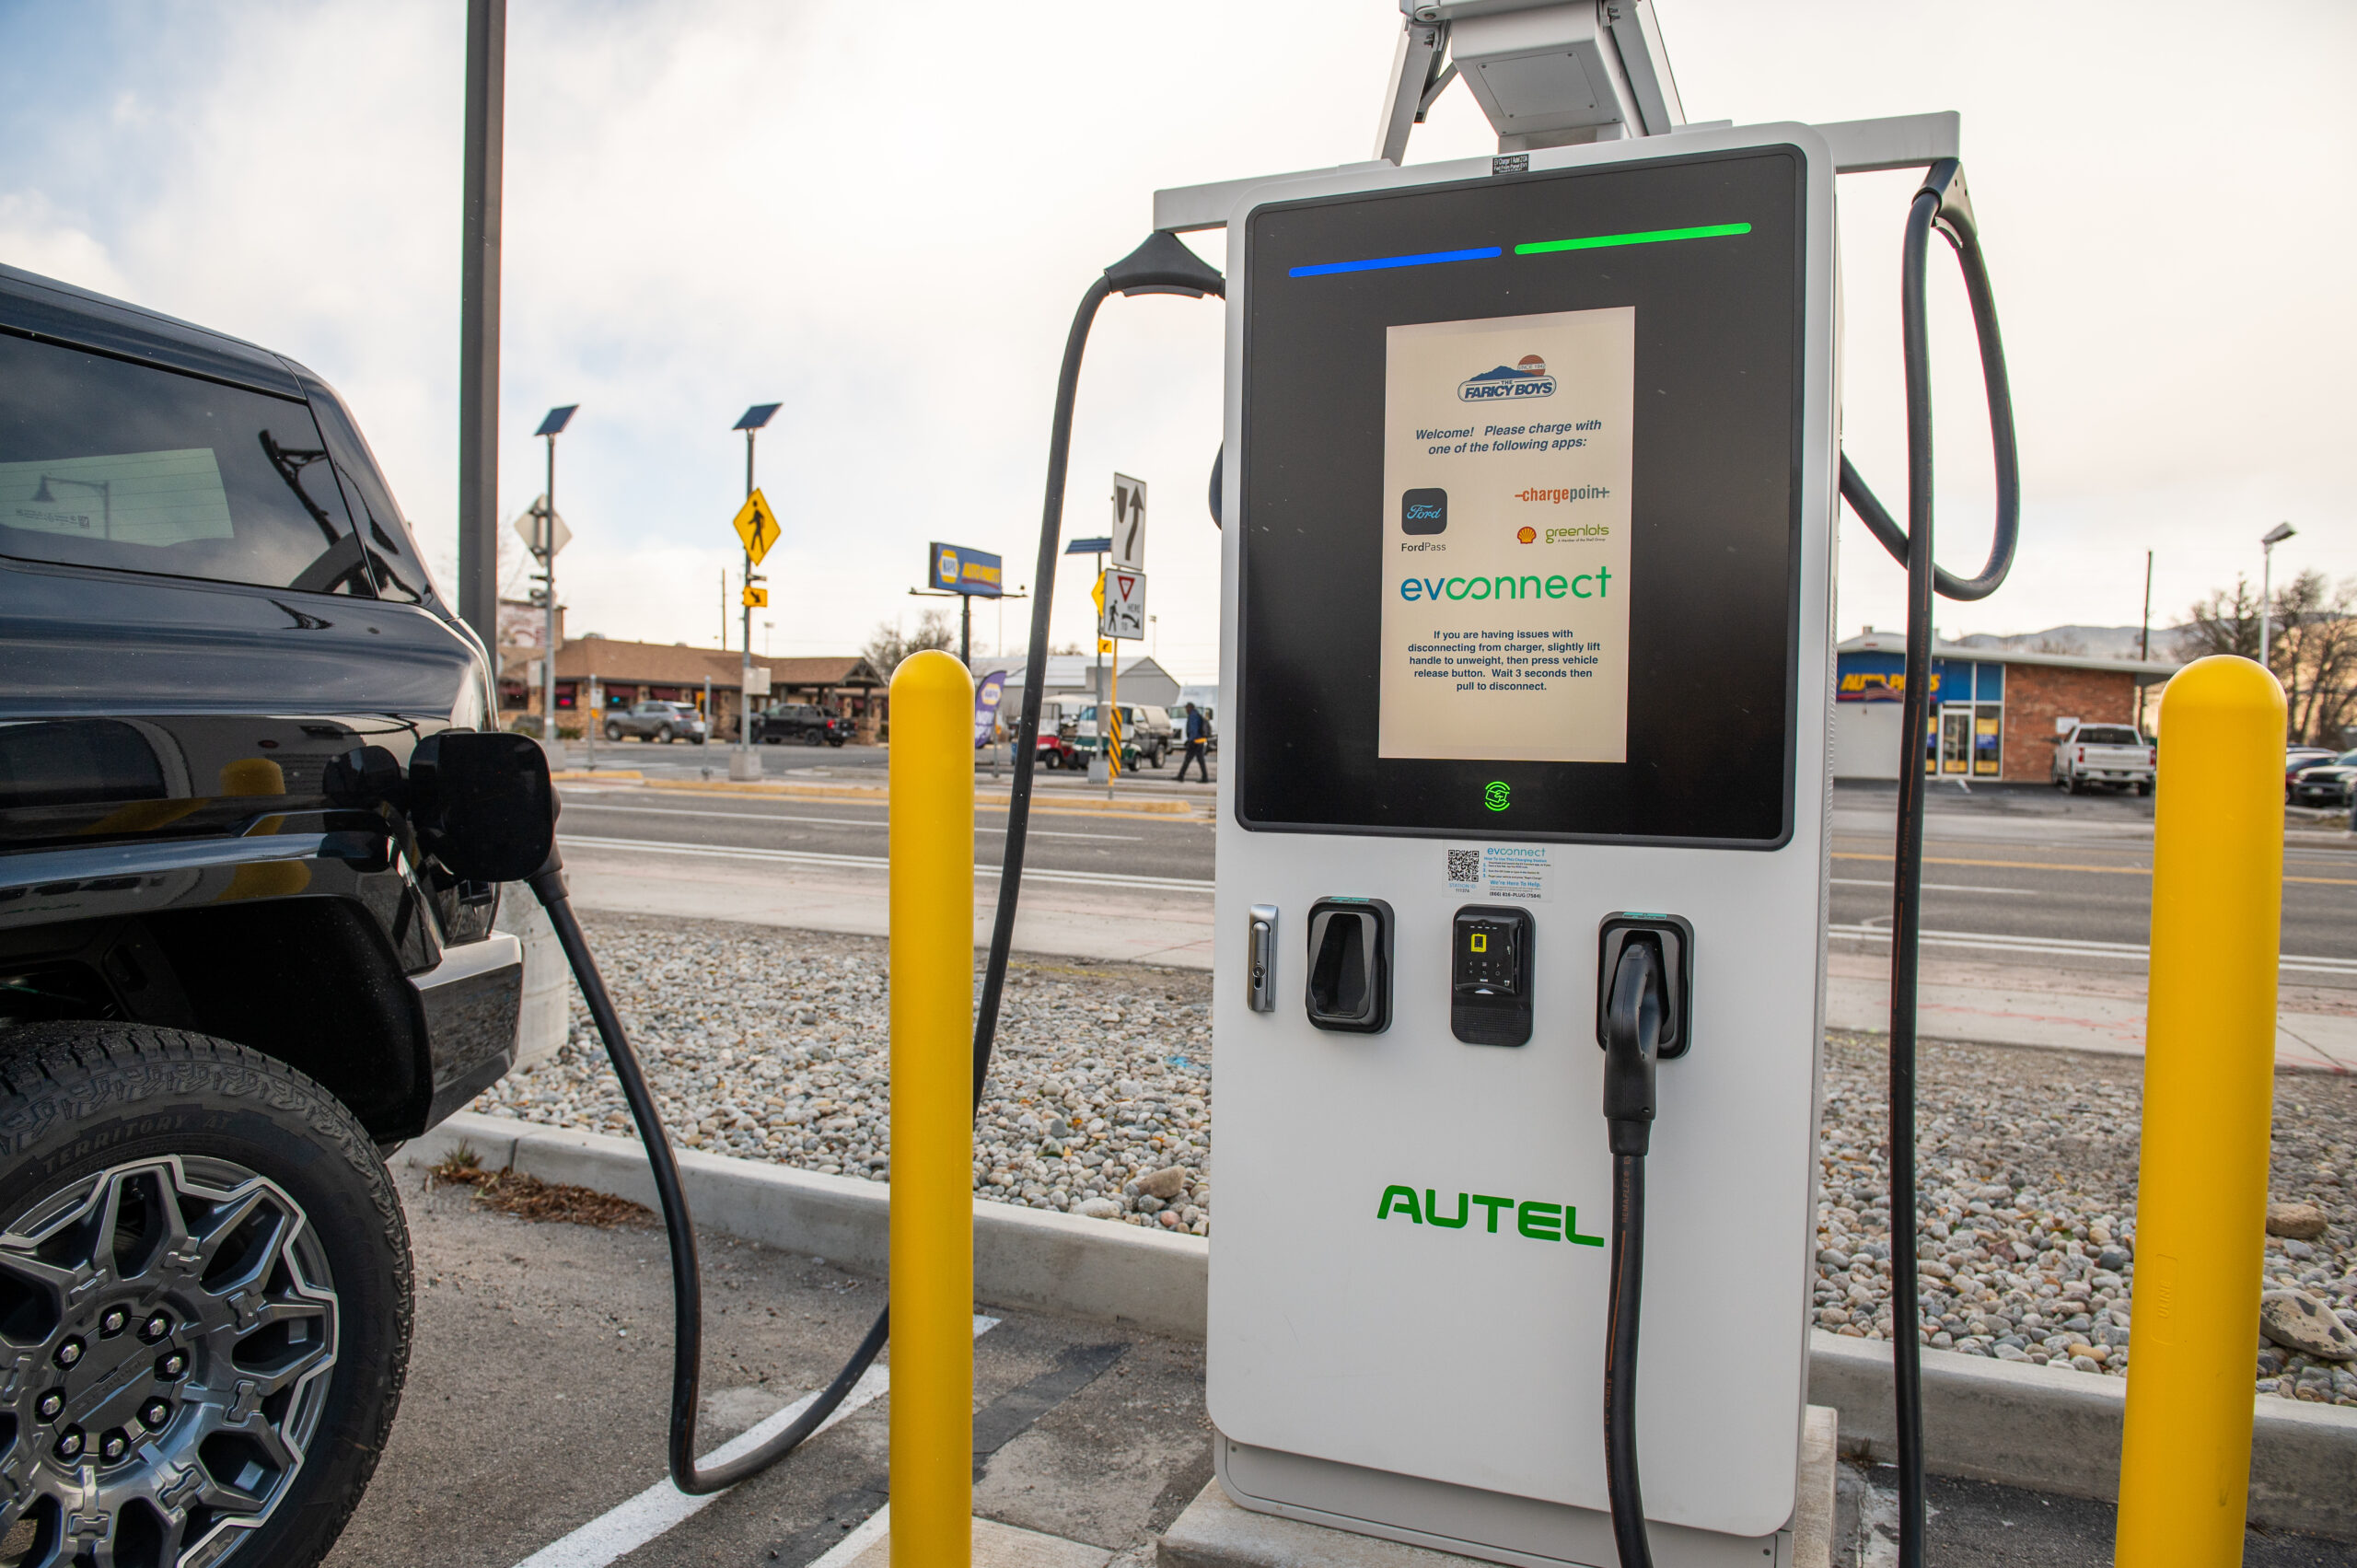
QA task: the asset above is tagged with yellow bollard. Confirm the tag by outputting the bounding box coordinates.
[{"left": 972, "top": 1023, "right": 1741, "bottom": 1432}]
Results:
[
  {"left": 2115, "top": 655, "right": 2285, "bottom": 1566},
  {"left": 888, "top": 649, "right": 976, "bottom": 1568}
]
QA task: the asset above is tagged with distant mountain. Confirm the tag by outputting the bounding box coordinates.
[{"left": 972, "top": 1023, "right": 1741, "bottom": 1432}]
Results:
[
  {"left": 1949, "top": 624, "right": 2182, "bottom": 661},
  {"left": 1462, "top": 365, "right": 1542, "bottom": 382}
]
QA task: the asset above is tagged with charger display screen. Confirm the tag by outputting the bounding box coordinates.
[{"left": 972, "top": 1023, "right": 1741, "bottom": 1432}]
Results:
[{"left": 1236, "top": 147, "right": 1807, "bottom": 845}]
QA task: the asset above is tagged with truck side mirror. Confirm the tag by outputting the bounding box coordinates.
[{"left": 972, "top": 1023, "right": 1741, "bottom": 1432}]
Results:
[{"left": 408, "top": 731, "right": 556, "bottom": 883}]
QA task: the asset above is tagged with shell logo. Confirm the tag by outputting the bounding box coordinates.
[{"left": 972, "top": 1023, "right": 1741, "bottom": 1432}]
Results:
[{"left": 1516, "top": 526, "right": 1536, "bottom": 543}]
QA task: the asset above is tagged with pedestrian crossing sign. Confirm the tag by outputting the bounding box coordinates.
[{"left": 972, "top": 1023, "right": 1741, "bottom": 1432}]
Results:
[{"left": 733, "top": 489, "right": 780, "bottom": 564}]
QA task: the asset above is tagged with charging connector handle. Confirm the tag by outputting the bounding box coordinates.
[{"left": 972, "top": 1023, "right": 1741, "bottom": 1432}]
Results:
[
  {"left": 1599, "top": 937, "right": 1666, "bottom": 1568},
  {"left": 1601, "top": 937, "right": 1664, "bottom": 1158}
]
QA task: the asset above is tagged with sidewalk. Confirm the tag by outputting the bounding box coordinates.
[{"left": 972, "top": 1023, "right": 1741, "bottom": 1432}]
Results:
[{"left": 1826, "top": 948, "right": 2356, "bottom": 1073}]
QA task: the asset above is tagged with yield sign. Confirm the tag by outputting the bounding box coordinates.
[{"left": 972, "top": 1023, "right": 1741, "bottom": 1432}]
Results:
[
  {"left": 1100, "top": 567, "right": 1146, "bottom": 641},
  {"left": 732, "top": 488, "right": 780, "bottom": 564}
]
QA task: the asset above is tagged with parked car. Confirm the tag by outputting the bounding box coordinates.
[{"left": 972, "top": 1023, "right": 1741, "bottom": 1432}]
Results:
[
  {"left": 2289, "top": 750, "right": 2357, "bottom": 808},
  {"left": 2286, "top": 747, "right": 2337, "bottom": 797},
  {"left": 603, "top": 700, "right": 707, "bottom": 744},
  {"left": 1069, "top": 703, "right": 1167, "bottom": 767},
  {"left": 752, "top": 702, "right": 848, "bottom": 747},
  {"left": 2051, "top": 723, "right": 2155, "bottom": 796},
  {"left": 1, "top": 261, "right": 522, "bottom": 1564}
]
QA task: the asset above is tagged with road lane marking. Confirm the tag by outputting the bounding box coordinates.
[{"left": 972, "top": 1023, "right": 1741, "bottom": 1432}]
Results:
[
  {"left": 1828, "top": 923, "right": 2357, "bottom": 976},
  {"left": 511, "top": 1316, "right": 998, "bottom": 1568},
  {"left": 559, "top": 802, "right": 1141, "bottom": 842},
  {"left": 558, "top": 833, "right": 1214, "bottom": 893},
  {"left": 1830, "top": 878, "right": 2036, "bottom": 895},
  {"left": 1831, "top": 852, "right": 2357, "bottom": 887}
]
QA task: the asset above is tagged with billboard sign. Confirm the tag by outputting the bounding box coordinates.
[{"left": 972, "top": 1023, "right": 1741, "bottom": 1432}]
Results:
[{"left": 931, "top": 541, "right": 1004, "bottom": 598}]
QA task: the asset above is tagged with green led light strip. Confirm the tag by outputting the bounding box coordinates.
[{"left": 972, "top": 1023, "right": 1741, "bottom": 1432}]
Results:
[{"left": 1514, "top": 221, "right": 1750, "bottom": 256}]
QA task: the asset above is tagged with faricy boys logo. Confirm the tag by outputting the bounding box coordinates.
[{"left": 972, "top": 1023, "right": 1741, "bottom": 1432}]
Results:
[{"left": 1458, "top": 353, "right": 1557, "bottom": 401}]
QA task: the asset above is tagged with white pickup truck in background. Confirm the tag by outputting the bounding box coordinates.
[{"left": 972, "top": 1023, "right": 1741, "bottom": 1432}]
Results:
[{"left": 2052, "top": 722, "right": 2156, "bottom": 795}]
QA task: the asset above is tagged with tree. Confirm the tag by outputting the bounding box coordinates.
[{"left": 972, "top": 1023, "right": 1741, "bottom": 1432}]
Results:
[
  {"left": 862, "top": 609, "right": 957, "bottom": 676},
  {"left": 2029, "top": 633, "right": 2085, "bottom": 656},
  {"left": 2176, "top": 575, "right": 2263, "bottom": 662},
  {"left": 2177, "top": 569, "right": 2357, "bottom": 744}
]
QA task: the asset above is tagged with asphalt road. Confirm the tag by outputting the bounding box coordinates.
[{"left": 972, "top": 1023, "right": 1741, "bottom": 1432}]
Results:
[{"left": 550, "top": 775, "right": 2357, "bottom": 987}]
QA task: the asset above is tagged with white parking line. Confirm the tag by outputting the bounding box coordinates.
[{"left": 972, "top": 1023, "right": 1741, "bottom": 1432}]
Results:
[
  {"left": 511, "top": 1316, "right": 997, "bottom": 1568},
  {"left": 558, "top": 833, "right": 1214, "bottom": 894},
  {"left": 559, "top": 802, "right": 1142, "bottom": 842}
]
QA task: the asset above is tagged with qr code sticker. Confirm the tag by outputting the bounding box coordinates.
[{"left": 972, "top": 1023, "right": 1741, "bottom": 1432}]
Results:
[{"left": 1446, "top": 850, "right": 1481, "bottom": 885}]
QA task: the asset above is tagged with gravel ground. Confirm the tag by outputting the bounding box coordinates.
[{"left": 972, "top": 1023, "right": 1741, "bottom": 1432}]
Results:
[
  {"left": 474, "top": 912, "right": 2357, "bottom": 1399},
  {"left": 1815, "top": 1030, "right": 2357, "bottom": 1404},
  {"left": 474, "top": 912, "right": 1213, "bottom": 1235}
]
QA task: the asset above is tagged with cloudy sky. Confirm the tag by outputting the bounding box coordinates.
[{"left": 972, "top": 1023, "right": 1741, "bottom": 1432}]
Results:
[{"left": 3, "top": 1, "right": 2350, "bottom": 679}]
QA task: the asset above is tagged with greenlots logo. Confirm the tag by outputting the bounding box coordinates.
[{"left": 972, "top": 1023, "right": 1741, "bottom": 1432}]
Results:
[{"left": 1377, "top": 1185, "right": 1603, "bottom": 1247}]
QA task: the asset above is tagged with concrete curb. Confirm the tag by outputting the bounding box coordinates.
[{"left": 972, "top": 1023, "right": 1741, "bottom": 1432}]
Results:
[
  {"left": 1808, "top": 1329, "right": 2357, "bottom": 1540},
  {"left": 398, "top": 1112, "right": 2356, "bottom": 1540},
  {"left": 397, "top": 1111, "right": 1208, "bottom": 1340}
]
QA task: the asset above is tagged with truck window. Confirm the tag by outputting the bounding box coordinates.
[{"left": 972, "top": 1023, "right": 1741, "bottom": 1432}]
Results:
[
  {"left": 303, "top": 380, "right": 432, "bottom": 604},
  {"left": 2076, "top": 726, "right": 2141, "bottom": 744},
  {"left": 0, "top": 331, "right": 371, "bottom": 596}
]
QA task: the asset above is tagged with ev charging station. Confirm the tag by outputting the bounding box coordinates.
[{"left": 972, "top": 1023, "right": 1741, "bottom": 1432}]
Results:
[{"left": 1155, "top": 6, "right": 1965, "bottom": 1563}]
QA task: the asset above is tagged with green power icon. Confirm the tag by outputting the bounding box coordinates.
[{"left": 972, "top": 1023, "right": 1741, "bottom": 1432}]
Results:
[{"left": 1483, "top": 781, "right": 1511, "bottom": 812}]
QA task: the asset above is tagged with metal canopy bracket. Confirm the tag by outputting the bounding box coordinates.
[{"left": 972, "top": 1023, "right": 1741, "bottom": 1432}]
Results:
[{"left": 1153, "top": 109, "right": 1966, "bottom": 235}]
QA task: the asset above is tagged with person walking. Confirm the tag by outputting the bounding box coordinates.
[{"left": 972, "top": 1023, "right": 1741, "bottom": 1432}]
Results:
[{"left": 1177, "top": 702, "right": 1211, "bottom": 784}]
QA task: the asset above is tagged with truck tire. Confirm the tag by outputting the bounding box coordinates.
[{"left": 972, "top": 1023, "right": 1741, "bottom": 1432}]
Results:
[
  {"left": 0, "top": 1024, "right": 410, "bottom": 1568},
  {"left": 803, "top": 730, "right": 822, "bottom": 747}
]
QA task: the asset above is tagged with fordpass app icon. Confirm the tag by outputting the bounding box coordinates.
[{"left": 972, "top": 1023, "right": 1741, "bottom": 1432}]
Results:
[
  {"left": 1401, "top": 489, "right": 1447, "bottom": 535},
  {"left": 1457, "top": 353, "right": 1558, "bottom": 401}
]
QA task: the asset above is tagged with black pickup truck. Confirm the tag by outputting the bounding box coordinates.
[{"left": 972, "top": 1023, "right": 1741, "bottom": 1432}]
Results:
[{"left": 0, "top": 262, "right": 522, "bottom": 1565}]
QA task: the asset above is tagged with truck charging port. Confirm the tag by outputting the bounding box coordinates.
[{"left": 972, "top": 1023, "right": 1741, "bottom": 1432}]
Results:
[{"left": 1304, "top": 898, "right": 1392, "bottom": 1033}]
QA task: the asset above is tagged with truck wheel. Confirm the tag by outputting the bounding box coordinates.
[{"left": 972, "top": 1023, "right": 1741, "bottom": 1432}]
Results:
[
  {"left": 605, "top": 723, "right": 622, "bottom": 742},
  {"left": 2135, "top": 781, "right": 2152, "bottom": 797},
  {"left": 0, "top": 1024, "right": 409, "bottom": 1568},
  {"left": 803, "top": 731, "right": 822, "bottom": 748}
]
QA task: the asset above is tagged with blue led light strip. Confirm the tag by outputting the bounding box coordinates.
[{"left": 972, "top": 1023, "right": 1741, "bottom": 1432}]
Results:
[{"left": 1287, "top": 246, "right": 1504, "bottom": 279}]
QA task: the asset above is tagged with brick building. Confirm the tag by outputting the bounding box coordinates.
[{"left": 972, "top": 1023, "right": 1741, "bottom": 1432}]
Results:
[
  {"left": 512, "top": 637, "right": 888, "bottom": 740},
  {"left": 1832, "top": 629, "right": 2177, "bottom": 783}
]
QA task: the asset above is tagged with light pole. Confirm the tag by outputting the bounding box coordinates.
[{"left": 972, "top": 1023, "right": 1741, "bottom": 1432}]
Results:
[
  {"left": 2260, "top": 522, "right": 2295, "bottom": 670},
  {"left": 532, "top": 404, "right": 576, "bottom": 744},
  {"left": 731, "top": 402, "right": 781, "bottom": 782}
]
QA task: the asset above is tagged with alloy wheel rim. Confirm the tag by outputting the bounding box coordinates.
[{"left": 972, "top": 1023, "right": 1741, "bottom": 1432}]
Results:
[{"left": 0, "top": 1156, "right": 339, "bottom": 1568}]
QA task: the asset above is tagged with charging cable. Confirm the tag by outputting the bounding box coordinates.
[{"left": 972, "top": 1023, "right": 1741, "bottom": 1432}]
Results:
[
  {"left": 521, "top": 230, "right": 1222, "bottom": 1496},
  {"left": 1839, "top": 157, "right": 2020, "bottom": 1567},
  {"left": 1599, "top": 936, "right": 1667, "bottom": 1568}
]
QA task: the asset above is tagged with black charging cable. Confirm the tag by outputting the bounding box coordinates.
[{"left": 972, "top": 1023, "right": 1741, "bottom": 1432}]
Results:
[
  {"left": 1598, "top": 937, "right": 1667, "bottom": 1568},
  {"left": 523, "top": 230, "right": 1223, "bottom": 1496},
  {"left": 1839, "top": 157, "right": 2019, "bottom": 1568}
]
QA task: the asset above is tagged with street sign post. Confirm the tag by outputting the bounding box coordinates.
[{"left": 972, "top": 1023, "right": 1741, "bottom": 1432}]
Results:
[
  {"left": 1111, "top": 473, "right": 1147, "bottom": 570},
  {"left": 731, "top": 406, "right": 782, "bottom": 781},
  {"left": 1101, "top": 568, "right": 1146, "bottom": 641}
]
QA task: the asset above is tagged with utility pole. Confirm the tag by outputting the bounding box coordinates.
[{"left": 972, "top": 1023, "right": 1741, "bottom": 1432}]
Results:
[
  {"left": 2136, "top": 549, "right": 2153, "bottom": 736},
  {"left": 456, "top": 0, "right": 505, "bottom": 651}
]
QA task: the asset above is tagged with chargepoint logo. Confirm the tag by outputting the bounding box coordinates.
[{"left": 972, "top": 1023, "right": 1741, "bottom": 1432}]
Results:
[
  {"left": 1458, "top": 354, "right": 1558, "bottom": 402},
  {"left": 1377, "top": 1183, "right": 1603, "bottom": 1247}
]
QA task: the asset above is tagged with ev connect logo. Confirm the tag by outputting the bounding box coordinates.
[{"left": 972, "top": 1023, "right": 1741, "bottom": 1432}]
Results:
[
  {"left": 1457, "top": 354, "right": 1558, "bottom": 402},
  {"left": 1484, "top": 781, "right": 1511, "bottom": 811}
]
